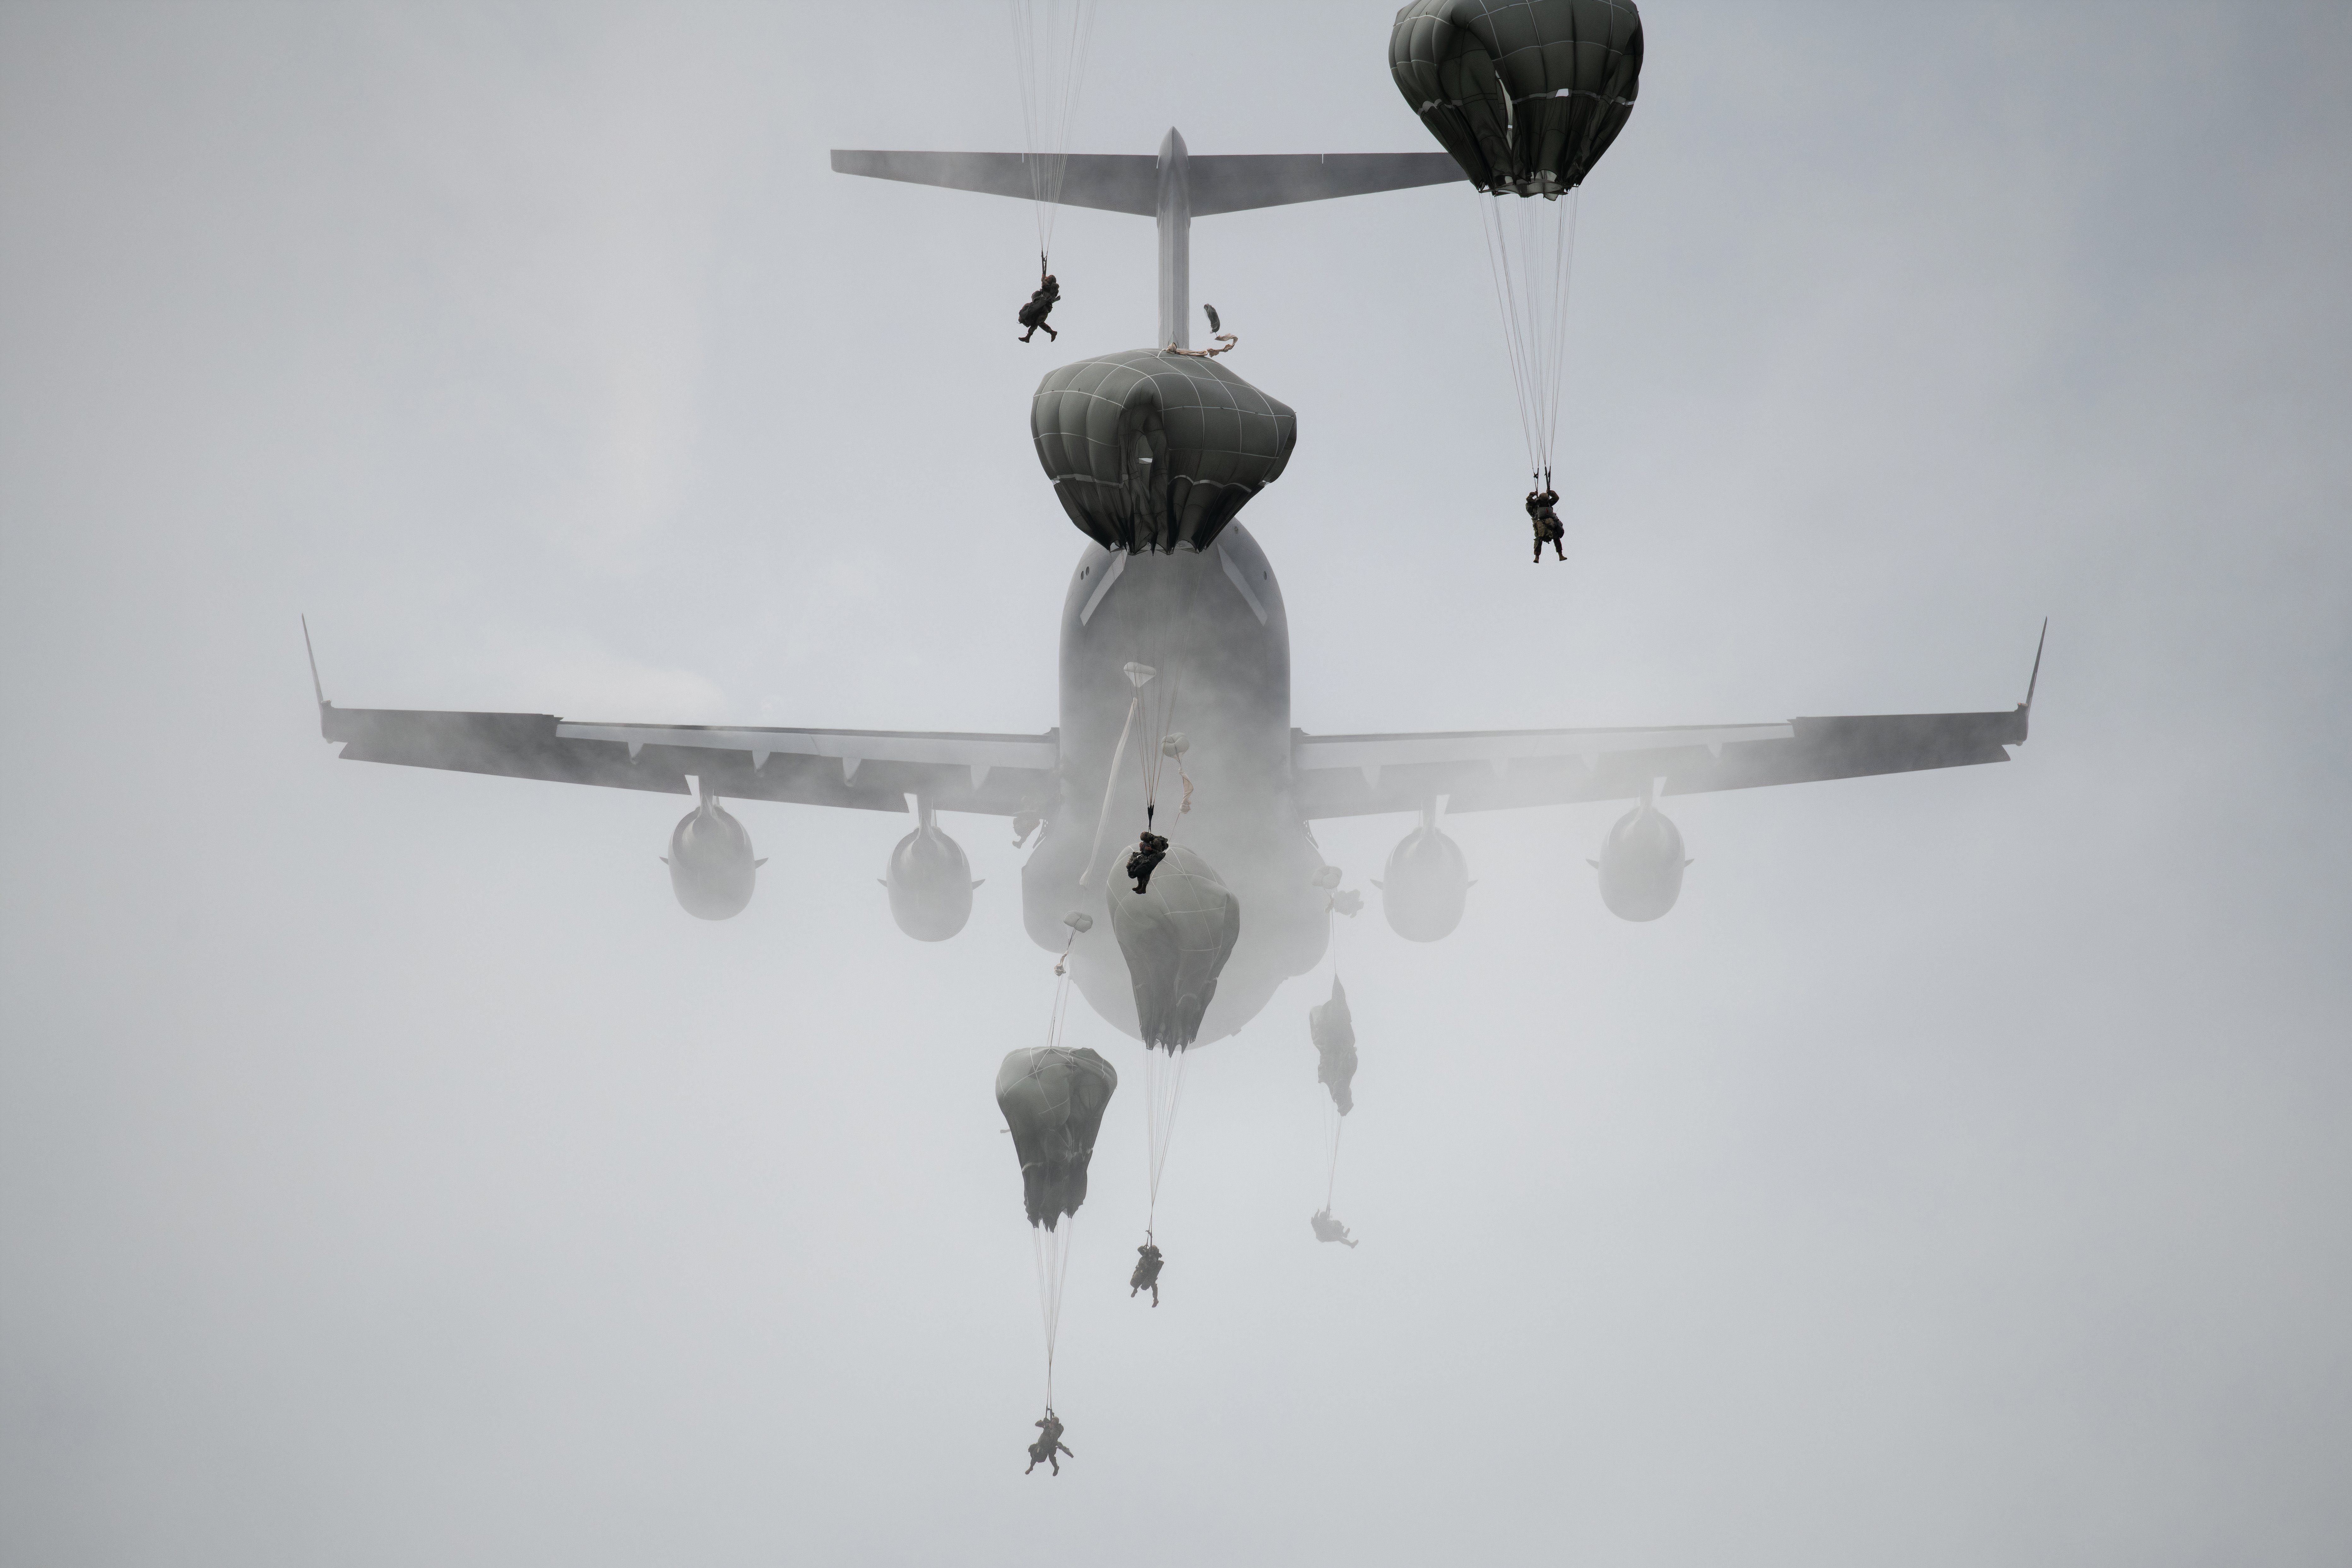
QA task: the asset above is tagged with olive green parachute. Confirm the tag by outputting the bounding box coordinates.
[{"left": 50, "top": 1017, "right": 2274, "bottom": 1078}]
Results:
[
  {"left": 1108, "top": 841, "right": 1241, "bottom": 1051},
  {"left": 1031, "top": 350, "right": 1296, "bottom": 555},
  {"left": 1308, "top": 975, "right": 1358, "bottom": 1115},
  {"left": 997, "top": 1045, "right": 1118, "bottom": 1231},
  {"left": 1389, "top": 0, "right": 1644, "bottom": 197}
]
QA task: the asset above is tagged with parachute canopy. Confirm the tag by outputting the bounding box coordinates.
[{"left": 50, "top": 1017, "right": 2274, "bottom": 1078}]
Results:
[
  {"left": 997, "top": 1045, "right": 1118, "bottom": 1231},
  {"left": 1032, "top": 350, "right": 1296, "bottom": 555},
  {"left": 1107, "top": 841, "right": 1241, "bottom": 1051},
  {"left": 1389, "top": 0, "right": 1644, "bottom": 198},
  {"left": 1309, "top": 975, "right": 1358, "bottom": 1115}
]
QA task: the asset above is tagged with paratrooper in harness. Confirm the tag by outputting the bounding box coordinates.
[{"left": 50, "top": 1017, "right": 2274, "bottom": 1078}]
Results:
[
  {"left": 1527, "top": 487, "right": 1565, "bottom": 562},
  {"left": 1025, "top": 1409, "right": 1073, "bottom": 1475},
  {"left": 1017, "top": 271, "right": 1061, "bottom": 343},
  {"left": 1130, "top": 1237, "right": 1165, "bottom": 1306},
  {"left": 1125, "top": 831, "right": 1170, "bottom": 895},
  {"left": 1310, "top": 1209, "right": 1359, "bottom": 1248}
]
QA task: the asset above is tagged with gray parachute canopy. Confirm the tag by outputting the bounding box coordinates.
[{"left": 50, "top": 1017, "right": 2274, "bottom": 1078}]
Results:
[
  {"left": 1389, "top": 0, "right": 1644, "bottom": 197},
  {"left": 1032, "top": 350, "right": 1297, "bottom": 555},
  {"left": 1108, "top": 841, "right": 1241, "bottom": 1051},
  {"left": 1308, "top": 975, "right": 1358, "bottom": 1115},
  {"left": 996, "top": 1045, "right": 1119, "bottom": 1231}
]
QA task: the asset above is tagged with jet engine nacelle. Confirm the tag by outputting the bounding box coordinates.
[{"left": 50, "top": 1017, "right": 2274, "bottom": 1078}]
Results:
[
  {"left": 665, "top": 794, "right": 763, "bottom": 920},
  {"left": 1595, "top": 798, "right": 1690, "bottom": 922},
  {"left": 1376, "top": 817, "right": 1470, "bottom": 943},
  {"left": 886, "top": 804, "right": 981, "bottom": 942}
]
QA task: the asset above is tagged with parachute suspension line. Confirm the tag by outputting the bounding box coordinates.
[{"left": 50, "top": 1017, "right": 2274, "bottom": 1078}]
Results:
[
  {"left": 1139, "top": 659, "right": 1176, "bottom": 826},
  {"left": 1030, "top": 1217, "right": 1076, "bottom": 1407},
  {"left": 1046, "top": 957, "right": 1075, "bottom": 1046},
  {"left": 1141, "top": 1044, "right": 1192, "bottom": 1228},
  {"left": 1478, "top": 194, "right": 1541, "bottom": 478},
  {"left": 1007, "top": 0, "right": 1099, "bottom": 269},
  {"left": 1522, "top": 193, "right": 1567, "bottom": 476},
  {"left": 1477, "top": 188, "right": 1583, "bottom": 483},
  {"left": 1134, "top": 664, "right": 1161, "bottom": 826},
  {"left": 1045, "top": 0, "right": 1096, "bottom": 250},
  {"left": 1031, "top": 1226, "right": 1051, "bottom": 1403},
  {"left": 1027, "top": 922, "right": 1090, "bottom": 1412},
  {"left": 1321, "top": 900, "right": 1345, "bottom": 1210},
  {"left": 1127, "top": 552, "right": 1207, "bottom": 1236},
  {"left": 1076, "top": 678, "right": 1146, "bottom": 889},
  {"left": 1139, "top": 555, "right": 1172, "bottom": 823},
  {"left": 1136, "top": 552, "right": 1206, "bottom": 832},
  {"left": 1085, "top": 550, "right": 1204, "bottom": 865},
  {"left": 1324, "top": 1113, "right": 1344, "bottom": 1212},
  {"left": 1512, "top": 198, "right": 1550, "bottom": 472},
  {"left": 1536, "top": 189, "right": 1582, "bottom": 479}
]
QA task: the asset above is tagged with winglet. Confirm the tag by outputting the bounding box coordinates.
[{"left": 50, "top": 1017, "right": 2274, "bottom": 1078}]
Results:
[
  {"left": 301, "top": 614, "right": 327, "bottom": 707},
  {"left": 2010, "top": 618, "right": 2047, "bottom": 747}
]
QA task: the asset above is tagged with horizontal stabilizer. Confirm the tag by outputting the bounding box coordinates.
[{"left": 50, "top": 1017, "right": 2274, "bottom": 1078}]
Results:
[
  {"left": 830, "top": 150, "right": 1467, "bottom": 217},
  {"left": 1189, "top": 152, "right": 1466, "bottom": 215},
  {"left": 831, "top": 151, "right": 1157, "bottom": 215}
]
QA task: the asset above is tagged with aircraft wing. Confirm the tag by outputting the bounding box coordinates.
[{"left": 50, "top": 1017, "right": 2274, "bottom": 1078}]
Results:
[
  {"left": 1295, "top": 630, "right": 2044, "bottom": 819},
  {"left": 316, "top": 701, "right": 1057, "bottom": 817}
]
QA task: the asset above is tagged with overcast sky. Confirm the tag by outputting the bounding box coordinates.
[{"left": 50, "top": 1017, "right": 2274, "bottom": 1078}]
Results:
[{"left": 3, "top": 3, "right": 2349, "bottom": 1565}]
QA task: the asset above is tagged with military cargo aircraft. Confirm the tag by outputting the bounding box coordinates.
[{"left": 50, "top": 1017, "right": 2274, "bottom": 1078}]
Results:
[{"left": 308, "top": 127, "right": 2041, "bottom": 1044}]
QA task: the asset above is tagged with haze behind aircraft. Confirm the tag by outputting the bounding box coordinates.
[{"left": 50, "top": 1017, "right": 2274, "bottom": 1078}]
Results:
[{"left": 305, "top": 127, "right": 2042, "bottom": 1045}]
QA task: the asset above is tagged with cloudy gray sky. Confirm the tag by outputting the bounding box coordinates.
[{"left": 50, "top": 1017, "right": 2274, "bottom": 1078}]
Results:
[{"left": 3, "top": 3, "right": 2348, "bottom": 1564}]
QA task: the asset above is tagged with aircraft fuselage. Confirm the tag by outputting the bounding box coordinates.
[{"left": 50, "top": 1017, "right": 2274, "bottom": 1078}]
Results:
[{"left": 1022, "top": 524, "right": 1329, "bottom": 1043}]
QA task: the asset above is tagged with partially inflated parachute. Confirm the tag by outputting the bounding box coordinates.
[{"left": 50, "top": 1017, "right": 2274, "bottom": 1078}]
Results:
[
  {"left": 1111, "top": 839, "right": 1240, "bottom": 1264},
  {"left": 1107, "top": 841, "right": 1242, "bottom": 1051},
  {"left": 1032, "top": 351, "right": 1296, "bottom": 555},
  {"left": 997, "top": 1045, "right": 1118, "bottom": 1231},
  {"left": 1308, "top": 969, "right": 1359, "bottom": 1243},
  {"left": 997, "top": 1040, "right": 1114, "bottom": 1452},
  {"left": 1308, "top": 975, "right": 1359, "bottom": 1116}
]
